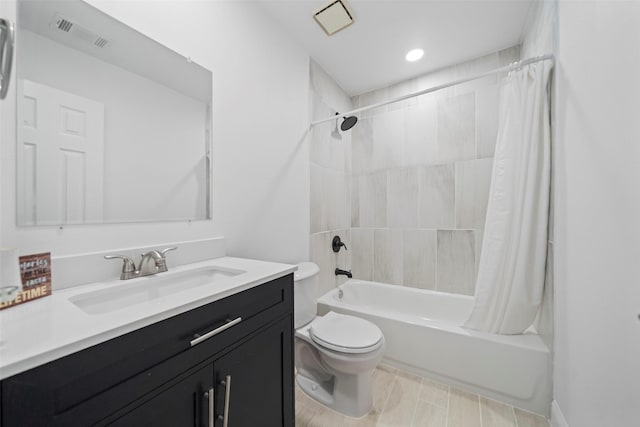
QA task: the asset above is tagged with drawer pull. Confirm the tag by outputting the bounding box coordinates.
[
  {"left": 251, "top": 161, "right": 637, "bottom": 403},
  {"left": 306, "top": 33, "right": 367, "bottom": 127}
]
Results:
[{"left": 190, "top": 317, "right": 242, "bottom": 347}]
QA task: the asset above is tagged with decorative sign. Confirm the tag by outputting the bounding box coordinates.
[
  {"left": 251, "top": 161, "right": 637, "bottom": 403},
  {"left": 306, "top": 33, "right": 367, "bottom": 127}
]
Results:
[{"left": 0, "top": 252, "right": 52, "bottom": 310}]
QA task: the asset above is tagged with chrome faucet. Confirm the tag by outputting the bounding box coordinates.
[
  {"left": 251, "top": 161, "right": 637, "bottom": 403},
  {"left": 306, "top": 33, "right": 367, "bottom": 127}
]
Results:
[{"left": 105, "top": 246, "right": 177, "bottom": 280}]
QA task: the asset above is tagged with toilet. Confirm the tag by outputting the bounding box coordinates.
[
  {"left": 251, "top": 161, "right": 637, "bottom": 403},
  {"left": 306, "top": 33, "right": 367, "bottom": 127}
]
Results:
[{"left": 294, "top": 262, "right": 385, "bottom": 418}]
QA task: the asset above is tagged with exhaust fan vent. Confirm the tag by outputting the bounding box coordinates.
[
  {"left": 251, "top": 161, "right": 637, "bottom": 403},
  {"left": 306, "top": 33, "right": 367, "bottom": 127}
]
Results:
[
  {"left": 94, "top": 37, "right": 108, "bottom": 48},
  {"left": 56, "top": 18, "right": 73, "bottom": 32},
  {"left": 314, "top": 0, "right": 354, "bottom": 36}
]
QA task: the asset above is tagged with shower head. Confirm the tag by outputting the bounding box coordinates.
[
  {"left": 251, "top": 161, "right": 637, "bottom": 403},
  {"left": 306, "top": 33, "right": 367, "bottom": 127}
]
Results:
[
  {"left": 340, "top": 115, "right": 358, "bottom": 131},
  {"left": 332, "top": 112, "right": 358, "bottom": 138}
]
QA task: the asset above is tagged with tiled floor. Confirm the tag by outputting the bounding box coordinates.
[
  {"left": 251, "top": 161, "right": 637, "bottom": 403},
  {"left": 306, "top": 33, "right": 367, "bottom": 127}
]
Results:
[{"left": 295, "top": 364, "right": 549, "bottom": 427}]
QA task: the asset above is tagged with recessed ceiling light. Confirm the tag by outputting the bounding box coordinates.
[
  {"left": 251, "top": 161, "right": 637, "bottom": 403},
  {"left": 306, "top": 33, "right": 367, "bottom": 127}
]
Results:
[{"left": 405, "top": 48, "right": 424, "bottom": 62}]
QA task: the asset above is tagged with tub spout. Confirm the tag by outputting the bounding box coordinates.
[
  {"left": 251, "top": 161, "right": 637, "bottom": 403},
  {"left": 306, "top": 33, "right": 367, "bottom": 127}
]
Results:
[{"left": 335, "top": 268, "right": 352, "bottom": 278}]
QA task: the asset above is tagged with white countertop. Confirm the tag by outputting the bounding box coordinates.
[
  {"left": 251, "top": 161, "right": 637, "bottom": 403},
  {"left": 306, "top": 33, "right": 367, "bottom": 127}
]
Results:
[{"left": 0, "top": 257, "right": 296, "bottom": 380}]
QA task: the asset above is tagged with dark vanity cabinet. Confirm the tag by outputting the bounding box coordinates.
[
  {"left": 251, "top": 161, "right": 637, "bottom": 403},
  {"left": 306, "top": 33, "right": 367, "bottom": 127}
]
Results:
[{"left": 0, "top": 274, "right": 294, "bottom": 427}]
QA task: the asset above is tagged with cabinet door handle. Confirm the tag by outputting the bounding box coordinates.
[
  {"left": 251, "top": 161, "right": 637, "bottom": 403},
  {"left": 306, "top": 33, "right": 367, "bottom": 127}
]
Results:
[
  {"left": 190, "top": 317, "right": 242, "bottom": 347},
  {"left": 204, "top": 388, "right": 214, "bottom": 427},
  {"left": 218, "top": 375, "right": 231, "bottom": 427}
]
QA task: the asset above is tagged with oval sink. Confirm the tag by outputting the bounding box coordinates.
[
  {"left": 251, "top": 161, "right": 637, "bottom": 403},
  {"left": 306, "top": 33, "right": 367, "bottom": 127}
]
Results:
[{"left": 69, "top": 266, "right": 244, "bottom": 315}]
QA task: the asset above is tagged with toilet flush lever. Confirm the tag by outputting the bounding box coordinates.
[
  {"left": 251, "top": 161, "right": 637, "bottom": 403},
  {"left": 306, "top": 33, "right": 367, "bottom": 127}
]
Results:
[{"left": 332, "top": 235, "right": 347, "bottom": 253}]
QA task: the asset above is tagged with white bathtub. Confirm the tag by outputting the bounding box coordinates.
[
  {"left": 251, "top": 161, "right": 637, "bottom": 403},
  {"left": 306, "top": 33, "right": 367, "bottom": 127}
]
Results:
[{"left": 317, "top": 279, "right": 551, "bottom": 416}]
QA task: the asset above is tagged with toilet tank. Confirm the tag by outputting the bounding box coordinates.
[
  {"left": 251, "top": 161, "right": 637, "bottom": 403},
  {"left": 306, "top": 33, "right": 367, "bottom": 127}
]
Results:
[{"left": 294, "top": 262, "right": 320, "bottom": 329}]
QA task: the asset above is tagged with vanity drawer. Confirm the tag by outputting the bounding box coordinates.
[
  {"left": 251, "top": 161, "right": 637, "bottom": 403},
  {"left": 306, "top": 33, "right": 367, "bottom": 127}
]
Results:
[{"left": 0, "top": 273, "right": 293, "bottom": 426}]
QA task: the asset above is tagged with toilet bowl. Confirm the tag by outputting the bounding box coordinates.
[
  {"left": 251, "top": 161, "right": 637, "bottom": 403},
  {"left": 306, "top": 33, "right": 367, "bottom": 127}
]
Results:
[{"left": 294, "top": 262, "right": 385, "bottom": 418}]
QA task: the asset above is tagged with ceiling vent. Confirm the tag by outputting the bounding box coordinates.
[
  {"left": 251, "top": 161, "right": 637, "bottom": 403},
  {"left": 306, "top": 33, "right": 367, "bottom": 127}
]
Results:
[
  {"left": 313, "top": 0, "right": 354, "bottom": 36},
  {"left": 56, "top": 18, "right": 73, "bottom": 32},
  {"left": 52, "top": 15, "right": 110, "bottom": 49}
]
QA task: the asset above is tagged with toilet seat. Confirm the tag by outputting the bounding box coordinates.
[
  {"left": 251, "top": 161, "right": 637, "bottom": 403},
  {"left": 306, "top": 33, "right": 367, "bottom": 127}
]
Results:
[{"left": 309, "top": 312, "right": 383, "bottom": 354}]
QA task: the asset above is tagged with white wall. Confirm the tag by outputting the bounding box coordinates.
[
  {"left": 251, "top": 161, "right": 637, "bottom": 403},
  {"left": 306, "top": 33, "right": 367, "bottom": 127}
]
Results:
[
  {"left": 0, "top": 0, "right": 310, "bottom": 264},
  {"left": 553, "top": 1, "right": 640, "bottom": 426}
]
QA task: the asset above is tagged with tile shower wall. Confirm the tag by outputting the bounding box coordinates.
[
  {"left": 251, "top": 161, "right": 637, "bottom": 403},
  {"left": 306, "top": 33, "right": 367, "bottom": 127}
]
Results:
[
  {"left": 309, "top": 60, "right": 352, "bottom": 297},
  {"left": 350, "top": 46, "right": 520, "bottom": 296}
]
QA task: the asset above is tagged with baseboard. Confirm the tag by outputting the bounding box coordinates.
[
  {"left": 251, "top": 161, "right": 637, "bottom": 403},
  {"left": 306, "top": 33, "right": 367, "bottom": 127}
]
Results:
[{"left": 550, "top": 400, "right": 569, "bottom": 427}]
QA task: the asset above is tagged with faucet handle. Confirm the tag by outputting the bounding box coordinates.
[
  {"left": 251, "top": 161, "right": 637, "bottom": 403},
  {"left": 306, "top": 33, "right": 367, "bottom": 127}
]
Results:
[
  {"left": 104, "top": 255, "right": 137, "bottom": 280},
  {"left": 159, "top": 246, "right": 177, "bottom": 256},
  {"left": 152, "top": 247, "right": 177, "bottom": 273},
  {"left": 332, "top": 236, "right": 347, "bottom": 253}
]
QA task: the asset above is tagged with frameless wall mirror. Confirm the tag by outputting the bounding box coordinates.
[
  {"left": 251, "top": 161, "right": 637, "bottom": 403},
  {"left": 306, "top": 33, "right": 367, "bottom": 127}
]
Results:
[{"left": 15, "top": 0, "right": 212, "bottom": 225}]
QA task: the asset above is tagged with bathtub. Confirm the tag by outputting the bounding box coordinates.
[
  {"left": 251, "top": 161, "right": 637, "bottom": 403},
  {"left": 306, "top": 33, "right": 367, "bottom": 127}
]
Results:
[{"left": 317, "top": 279, "right": 551, "bottom": 416}]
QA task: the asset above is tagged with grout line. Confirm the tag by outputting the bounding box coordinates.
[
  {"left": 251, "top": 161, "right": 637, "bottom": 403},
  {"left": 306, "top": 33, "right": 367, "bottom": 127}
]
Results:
[
  {"left": 434, "top": 228, "right": 439, "bottom": 291},
  {"left": 444, "top": 385, "right": 450, "bottom": 427},
  {"left": 378, "top": 371, "right": 398, "bottom": 420},
  {"left": 478, "top": 394, "right": 484, "bottom": 427},
  {"left": 513, "top": 405, "right": 520, "bottom": 427},
  {"left": 408, "top": 378, "right": 423, "bottom": 427}
]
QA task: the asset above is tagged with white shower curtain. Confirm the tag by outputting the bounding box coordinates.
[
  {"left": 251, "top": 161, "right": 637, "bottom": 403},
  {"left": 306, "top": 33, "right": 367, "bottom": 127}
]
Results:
[{"left": 464, "top": 61, "right": 552, "bottom": 335}]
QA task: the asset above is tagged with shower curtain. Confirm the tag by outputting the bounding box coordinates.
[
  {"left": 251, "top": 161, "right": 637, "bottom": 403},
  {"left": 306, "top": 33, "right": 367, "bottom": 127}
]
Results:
[{"left": 464, "top": 60, "right": 552, "bottom": 335}]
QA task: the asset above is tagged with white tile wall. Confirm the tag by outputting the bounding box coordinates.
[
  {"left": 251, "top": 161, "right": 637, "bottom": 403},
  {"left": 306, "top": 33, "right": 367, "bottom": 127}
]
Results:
[
  {"left": 310, "top": 59, "right": 351, "bottom": 114},
  {"left": 403, "top": 100, "right": 438, "bottom": 166},
  {"left": 415, "top": 66, "right": 456, "bottom": 101},
  {"left": 347, "top": 46, "right": 519, "bottom": 297},
  {"left": 310, "top": 231, "right": 333, "bottom": 297},
  {"left": 387, "top": 167, "right": 420, "bottom": 228},
  {"left": 350, "top": 228, "right": 373, "bottom": 280},
  {"left": 357, "top": 87, "right": 389, "bottom": 118},
  {"left": 309, "top": 59, "right": 353, "bottom": 293},
  {"left": 309, "top": 48, "right": 518, "bottom": 297},
  {"left": 352, "top": 117, "right": 374, "bottom": 175},
  {"left": 437, "top": 230, "right": 476, "bottom": 295},
  {"left": 373, "top": 110, "right": 404, "bottom": 170},
  {"left": 454, "top": 52, "right": 499, "bottom": 95},
  {"left": 373, "top": 229, "right": 403, "bottom": 284},
  {"left": 498, "top": 45, "right": 522, "bottom": 81},
  {"left": 388, "top": 77, "right": 419, "bottom": 111},
  {"left": 356, "top": 172, "right": 387, "bottom": 228},
  {"left": 437, "top": 92, "right": 476, "bottom": 163},
  {"left": 420, "top": 164, "right": 455, "bottom": 229},
  {"left": 309, "top": 163, "right": 327, "bottom": 234},
  {"left": 310, "top": 229, "right": 351, "bottom": 297},
  {"left": 476, "top": 85, "right": 500, "bottom": 159},
  {"left": 403, "top": 230, "right": 437, "bottom": 289}
]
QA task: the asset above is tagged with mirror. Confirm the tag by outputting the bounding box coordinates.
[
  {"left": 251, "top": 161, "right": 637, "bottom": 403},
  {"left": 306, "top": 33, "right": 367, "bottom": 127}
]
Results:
[{"left": 15, "top": 0, "right": 212, "bottom": 225}]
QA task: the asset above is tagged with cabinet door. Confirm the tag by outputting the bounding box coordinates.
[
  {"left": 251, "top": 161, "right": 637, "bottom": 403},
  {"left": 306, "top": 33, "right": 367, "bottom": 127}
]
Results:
[
  {"left": 108, "top": 364, "right": 214, "bottom": 427},
  {"left": 214, "top": 316, "right": 293, "bottom": 427}
]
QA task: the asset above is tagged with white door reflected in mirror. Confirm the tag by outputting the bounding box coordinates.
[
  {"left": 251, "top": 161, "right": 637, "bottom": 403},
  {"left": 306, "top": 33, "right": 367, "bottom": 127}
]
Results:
[{"left": 18, "top": 80, "right": 104, "bottom": 225}]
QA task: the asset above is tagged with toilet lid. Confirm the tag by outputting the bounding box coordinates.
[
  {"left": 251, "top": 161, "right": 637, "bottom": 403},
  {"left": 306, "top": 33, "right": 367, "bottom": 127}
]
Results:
[{"left": 310, "top": 312, "right": 383, "bottom": 354}]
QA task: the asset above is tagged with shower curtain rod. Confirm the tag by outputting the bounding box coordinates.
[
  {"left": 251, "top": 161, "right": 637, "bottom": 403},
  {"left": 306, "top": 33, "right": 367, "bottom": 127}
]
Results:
[{"left": 311, "top": 54, "right": 554, "bottom": 126}]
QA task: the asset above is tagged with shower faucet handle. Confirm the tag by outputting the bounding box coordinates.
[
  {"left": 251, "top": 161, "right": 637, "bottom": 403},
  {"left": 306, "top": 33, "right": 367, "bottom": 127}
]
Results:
[{"left": 332, "top": 235, "right": 347, "bottom": 252}]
